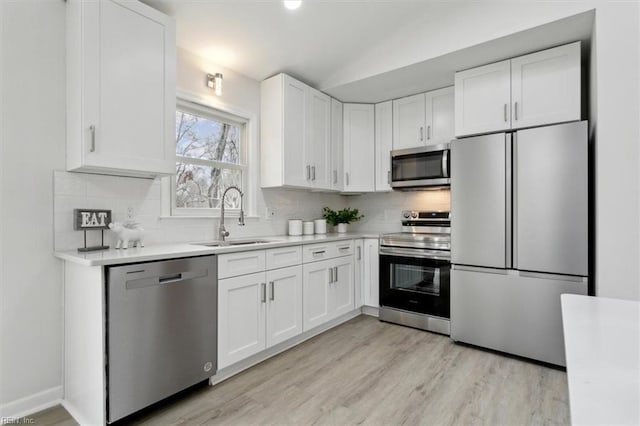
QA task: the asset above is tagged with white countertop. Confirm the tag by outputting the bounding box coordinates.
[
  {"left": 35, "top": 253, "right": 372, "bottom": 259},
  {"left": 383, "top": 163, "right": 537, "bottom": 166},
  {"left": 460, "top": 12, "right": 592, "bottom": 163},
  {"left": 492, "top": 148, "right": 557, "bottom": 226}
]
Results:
[
  {"left": 561, "top": 294, "right": 640, "bottom": 426},
  {"left": 54, "top": 233, "right": 380, "bottom": 266}
]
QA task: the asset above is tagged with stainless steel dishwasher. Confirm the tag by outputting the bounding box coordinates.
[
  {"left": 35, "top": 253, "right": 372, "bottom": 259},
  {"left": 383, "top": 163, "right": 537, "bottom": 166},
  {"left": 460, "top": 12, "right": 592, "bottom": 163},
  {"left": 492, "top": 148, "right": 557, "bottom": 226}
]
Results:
[{"left": 106, "top": 255, "right": 217, "bottom": 423}]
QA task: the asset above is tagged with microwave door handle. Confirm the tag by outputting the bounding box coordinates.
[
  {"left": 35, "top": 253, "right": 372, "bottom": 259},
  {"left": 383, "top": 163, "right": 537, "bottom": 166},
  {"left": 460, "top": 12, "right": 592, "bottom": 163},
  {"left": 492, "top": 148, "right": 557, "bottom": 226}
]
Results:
[{"left": 442, "top": 150, "right": 449, "bottom": 178}]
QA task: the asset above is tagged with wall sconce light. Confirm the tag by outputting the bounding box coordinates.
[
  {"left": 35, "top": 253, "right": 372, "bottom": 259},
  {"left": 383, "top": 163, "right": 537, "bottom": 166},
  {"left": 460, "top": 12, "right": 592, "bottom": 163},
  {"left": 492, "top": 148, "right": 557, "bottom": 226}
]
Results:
[{"left": 206, "top": 73, "right": 223, "bottom": 96}]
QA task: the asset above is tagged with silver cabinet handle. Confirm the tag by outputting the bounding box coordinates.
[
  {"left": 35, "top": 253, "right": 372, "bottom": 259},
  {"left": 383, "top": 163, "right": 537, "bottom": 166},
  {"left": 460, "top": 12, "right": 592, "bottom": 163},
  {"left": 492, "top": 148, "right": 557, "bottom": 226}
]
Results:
[
  {"left": 420, "top": 126, "right": 424, "bottom": 141},
  {"left": 306, "top": 165, "right": 311, "bottom": 180},
  {"left": 313, "top": 250, "right": 325, "bottom": 255},
  {"left": 269, "top": 281, "right": 274, "bottom": 301},
  {"left": 329, "top": 267, "right": 333, "bottom": 284},
  {"left": 333, "top": 170, "right": 337, "bottom": 184},
  {"left": 345, "top": 172, "right": 350, "bottom": 186},
  {"left": 334, "top": 266, "right": 338, "bottom": 282},
  {"left": 514, "top": 102, "right": 518, "bottom": 121},
  {"left": 427, "top": 125, "right": 431, "bottom": 140},
  {"left": 504, "top": 104, "right": 508, "bottom": 122},
  {"left": 387, "top": 170, "right": 391, "bottom": 184},
  {"left": 261, "top": 283, "right": 266, "bottom": 303},
  {"left": 357, "top": 246, "right": 362, "bottom": 260},
  {"left": 89, "top": 125, "right": 96, "bottom": 152},
  {"left": 312, "top": 166, "right": 316, "bottom": 181}
]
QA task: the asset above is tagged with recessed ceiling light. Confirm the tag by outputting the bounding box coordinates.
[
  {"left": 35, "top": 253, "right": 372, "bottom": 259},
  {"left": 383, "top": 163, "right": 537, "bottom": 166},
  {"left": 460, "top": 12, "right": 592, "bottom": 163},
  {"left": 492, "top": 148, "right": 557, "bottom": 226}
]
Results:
[{"left": 283, "top": 1, "right": 302, "bottom": 11}]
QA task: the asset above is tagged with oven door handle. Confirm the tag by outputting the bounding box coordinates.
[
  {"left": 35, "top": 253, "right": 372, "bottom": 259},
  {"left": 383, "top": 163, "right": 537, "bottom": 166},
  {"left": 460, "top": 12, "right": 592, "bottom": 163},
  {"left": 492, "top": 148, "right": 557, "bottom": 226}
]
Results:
[{"left": 379, "top": 246, "right": 450, "bottom": 261}]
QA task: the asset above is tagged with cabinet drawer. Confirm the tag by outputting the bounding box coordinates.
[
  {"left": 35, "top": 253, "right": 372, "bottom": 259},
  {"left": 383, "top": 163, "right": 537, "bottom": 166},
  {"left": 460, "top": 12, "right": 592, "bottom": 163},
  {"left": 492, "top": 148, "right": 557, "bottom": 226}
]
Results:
[
  {"left": 266, "top": 246, "right": 302, "bottom": 270},
  {"left": 303, "top": 240, "right": 354, "bottom": 263},
  {"left": 218, "top": 250, "right": 266, "bottom": 279}
]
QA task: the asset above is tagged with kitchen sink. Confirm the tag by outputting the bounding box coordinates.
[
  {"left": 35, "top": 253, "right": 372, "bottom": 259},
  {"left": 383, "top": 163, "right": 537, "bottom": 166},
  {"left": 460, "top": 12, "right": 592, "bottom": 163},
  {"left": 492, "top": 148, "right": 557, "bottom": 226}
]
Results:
[{"left": 193, "top": 239, "right": 278, "bottom": 247}]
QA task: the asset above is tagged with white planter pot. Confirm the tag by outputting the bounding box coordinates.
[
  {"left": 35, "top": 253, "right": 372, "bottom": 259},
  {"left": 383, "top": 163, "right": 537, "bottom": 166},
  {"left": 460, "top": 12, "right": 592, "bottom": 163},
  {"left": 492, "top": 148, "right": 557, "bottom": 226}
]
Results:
[{"left": 336, "top": 223, "right": 348, "bottom": 233}]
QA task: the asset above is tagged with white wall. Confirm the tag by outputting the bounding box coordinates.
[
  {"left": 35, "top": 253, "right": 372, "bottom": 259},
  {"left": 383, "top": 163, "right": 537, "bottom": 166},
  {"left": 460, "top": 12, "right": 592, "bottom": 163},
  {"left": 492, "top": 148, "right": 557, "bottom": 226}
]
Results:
[
  {"left": 591, "top": 4, "right": 640, "bottom": 300},
  {"left": 0, "top": 0, "right": 66, "bottom": 416}
]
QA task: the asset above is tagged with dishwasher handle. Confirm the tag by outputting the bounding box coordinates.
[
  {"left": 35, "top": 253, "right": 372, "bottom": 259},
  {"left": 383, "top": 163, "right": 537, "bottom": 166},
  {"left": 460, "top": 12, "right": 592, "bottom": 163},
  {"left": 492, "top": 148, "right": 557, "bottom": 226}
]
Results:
[
  {"left": 159, "top": 273, "right": 183, "bottom": 284},
  {"left": 125, "top": 269, "right": 207, "bottom": 290}
]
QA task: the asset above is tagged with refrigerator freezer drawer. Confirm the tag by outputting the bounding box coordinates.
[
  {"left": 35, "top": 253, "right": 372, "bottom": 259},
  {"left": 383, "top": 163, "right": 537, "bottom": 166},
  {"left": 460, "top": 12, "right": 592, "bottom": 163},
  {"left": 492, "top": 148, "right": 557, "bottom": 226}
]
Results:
[{"left": 451, "top": 266, "right": 587, "bottom": 366}]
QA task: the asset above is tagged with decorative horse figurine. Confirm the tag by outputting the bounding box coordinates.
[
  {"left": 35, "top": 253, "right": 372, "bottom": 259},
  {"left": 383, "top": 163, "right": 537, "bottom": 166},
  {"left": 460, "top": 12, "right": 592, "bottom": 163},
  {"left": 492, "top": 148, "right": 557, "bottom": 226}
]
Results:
[{"left": 108, "top": 222, "right": 144, "bottom": 249}]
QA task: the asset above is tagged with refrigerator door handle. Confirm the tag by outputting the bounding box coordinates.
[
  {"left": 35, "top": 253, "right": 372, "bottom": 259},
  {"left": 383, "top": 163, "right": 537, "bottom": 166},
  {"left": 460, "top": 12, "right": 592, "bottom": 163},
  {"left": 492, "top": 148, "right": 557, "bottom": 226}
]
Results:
[
  {"left": 512, "top": 132, "right": 518, "bottom": 269},
  {"left": 518, "top": 271, "right": 588, "bottom": 283},
  {"left": 505, "top": 134, "right": 513, "bottom": 269}
]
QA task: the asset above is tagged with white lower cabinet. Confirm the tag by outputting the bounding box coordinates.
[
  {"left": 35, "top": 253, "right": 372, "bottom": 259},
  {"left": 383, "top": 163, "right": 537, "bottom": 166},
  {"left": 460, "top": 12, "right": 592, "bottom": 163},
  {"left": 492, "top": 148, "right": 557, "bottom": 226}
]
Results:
[
  {"left": 363, "top": 239, "right": 379, "bottom": 308},
  {"left": 266, "top": 266, "right": 303, "bottom": 347},
  {"left": 219, "top": 242, "right": 355, "bottom": 369},
  {"left": 303, "top": 256, "right": 355, "bottom": 331},
  {"left": 218, "top": 263, "right": 303, "bottom": 369},
  {"left": 218, "top": 272, "right": 267, "bottom": 369}
]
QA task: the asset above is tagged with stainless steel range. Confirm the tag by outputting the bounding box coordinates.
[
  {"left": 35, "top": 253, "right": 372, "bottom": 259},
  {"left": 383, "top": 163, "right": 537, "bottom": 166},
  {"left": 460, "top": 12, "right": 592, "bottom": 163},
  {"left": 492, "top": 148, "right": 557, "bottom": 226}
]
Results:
[{"left": 379, "top": 211, "right": 451, "bottom": 335}]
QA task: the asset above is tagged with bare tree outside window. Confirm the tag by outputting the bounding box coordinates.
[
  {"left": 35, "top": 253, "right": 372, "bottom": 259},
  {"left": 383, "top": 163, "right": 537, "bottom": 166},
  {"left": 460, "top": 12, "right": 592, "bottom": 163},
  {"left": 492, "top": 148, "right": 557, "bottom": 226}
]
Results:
[{"left": 174, "top": 108, "right": 245, "bottom": 210}]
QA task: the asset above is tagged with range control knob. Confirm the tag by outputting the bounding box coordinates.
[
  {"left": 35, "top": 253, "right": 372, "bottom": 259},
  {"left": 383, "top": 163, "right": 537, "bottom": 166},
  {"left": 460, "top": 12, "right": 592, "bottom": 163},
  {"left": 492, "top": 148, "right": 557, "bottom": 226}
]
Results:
[
  {"left": 411, "top": 211, "right": 418, "bottom": 219},
  {"left": 402, "top": 211, "right": 411, "bottom": 219}
]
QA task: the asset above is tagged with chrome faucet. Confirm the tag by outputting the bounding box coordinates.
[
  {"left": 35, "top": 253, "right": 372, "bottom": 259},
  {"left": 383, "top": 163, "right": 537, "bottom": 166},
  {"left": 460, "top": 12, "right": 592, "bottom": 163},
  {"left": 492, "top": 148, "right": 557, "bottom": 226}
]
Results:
[{"left": 219, "top": 186, "right": 245, "bottom": 242}]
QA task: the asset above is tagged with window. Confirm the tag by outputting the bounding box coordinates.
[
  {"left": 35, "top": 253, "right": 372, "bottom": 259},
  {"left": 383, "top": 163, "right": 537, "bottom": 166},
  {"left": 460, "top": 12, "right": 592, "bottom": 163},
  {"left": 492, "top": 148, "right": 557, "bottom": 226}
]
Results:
[{"left": 171, "top": 100, "right": 248, "bottom": 216}]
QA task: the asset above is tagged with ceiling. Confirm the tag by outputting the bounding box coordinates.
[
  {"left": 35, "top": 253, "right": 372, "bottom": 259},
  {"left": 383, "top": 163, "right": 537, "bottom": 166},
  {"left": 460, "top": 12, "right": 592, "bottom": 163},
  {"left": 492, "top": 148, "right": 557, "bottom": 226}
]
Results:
[
  {"left": 143, "top": 1, "right": 593, "bottom": 103},
  {"left": 143, "top": 0, "right": 435, "bottom": 88}
]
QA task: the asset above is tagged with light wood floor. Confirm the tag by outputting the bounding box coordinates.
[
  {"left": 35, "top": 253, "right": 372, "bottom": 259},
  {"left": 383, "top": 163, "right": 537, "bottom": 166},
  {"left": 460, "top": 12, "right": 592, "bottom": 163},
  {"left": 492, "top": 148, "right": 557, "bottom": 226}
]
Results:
[{"left": 33, "top": 315, "right": 569, "bottom": 425}]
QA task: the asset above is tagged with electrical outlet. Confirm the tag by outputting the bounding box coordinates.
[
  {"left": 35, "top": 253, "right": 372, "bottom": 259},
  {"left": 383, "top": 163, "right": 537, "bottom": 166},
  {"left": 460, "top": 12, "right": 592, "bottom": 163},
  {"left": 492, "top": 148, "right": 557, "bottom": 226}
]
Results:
[
  {"left": 265, "top": 207, "right": 275, "bottom": 220},
  {"left": 126, "top": 206, "right": 136, "bottom": 221}
]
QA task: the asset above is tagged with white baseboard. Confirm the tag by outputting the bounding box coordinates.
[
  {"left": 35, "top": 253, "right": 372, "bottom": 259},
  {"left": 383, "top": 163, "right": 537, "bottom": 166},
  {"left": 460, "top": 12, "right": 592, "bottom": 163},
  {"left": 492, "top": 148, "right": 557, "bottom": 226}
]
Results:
[
  {"left": 361, "top": 305, "right": 379, "bottom": 317},
  {"left": 0, "top": 386, "right": 62, "bottom": 419}
]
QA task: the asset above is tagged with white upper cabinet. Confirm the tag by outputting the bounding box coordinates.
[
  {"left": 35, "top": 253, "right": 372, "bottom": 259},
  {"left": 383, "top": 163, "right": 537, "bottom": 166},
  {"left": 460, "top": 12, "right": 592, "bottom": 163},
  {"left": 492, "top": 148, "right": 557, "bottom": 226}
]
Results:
[
  {"left": 455, "top": 60, "right": 512, "bottom": 137},
  {"left": 308, "top": 88, "right": 332, "bottom": 190},
  {"left": 392, "top": 93, "right": 426, "bottom": 150},
  {"left": 455, "top": 42, "right": 581, "bottom": 137},
  {"left": 511, "top": 42, "right": 581, "bottom": 129},
  {"left": 66, "top": 0, "right": 176, "bottom": 177},
  {"left": 330, "top": 99, "right": 344, "bottom": 191},
  {"left": 393, "top": 87, "right": 455, "bottom": 149},
  {"left": 343, "top": 104, "right": 375, "bottom": 193},
  {"left": 425, "top": 86, "right": 455, "bottom": 144},
  {"left": 261, "top": 74, "right": 331, "bottom": 190},
  {"left": 375, "top": 101, "right": 393, "bottom": 192}
]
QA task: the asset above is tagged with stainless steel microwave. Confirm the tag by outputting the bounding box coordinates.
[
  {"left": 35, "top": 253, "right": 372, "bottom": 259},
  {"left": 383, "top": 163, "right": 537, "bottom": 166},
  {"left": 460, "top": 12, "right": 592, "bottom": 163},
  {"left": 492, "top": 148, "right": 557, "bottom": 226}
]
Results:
[{"left": 390, "top": 143, "right": 450, "bottom": 189}]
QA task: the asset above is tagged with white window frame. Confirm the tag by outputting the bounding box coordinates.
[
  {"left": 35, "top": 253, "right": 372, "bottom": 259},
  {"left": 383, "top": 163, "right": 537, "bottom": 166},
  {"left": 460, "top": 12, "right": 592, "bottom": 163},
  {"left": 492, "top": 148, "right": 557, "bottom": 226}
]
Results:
[{"left": 162, "top": 90, "right": 258, "bottom": 219}]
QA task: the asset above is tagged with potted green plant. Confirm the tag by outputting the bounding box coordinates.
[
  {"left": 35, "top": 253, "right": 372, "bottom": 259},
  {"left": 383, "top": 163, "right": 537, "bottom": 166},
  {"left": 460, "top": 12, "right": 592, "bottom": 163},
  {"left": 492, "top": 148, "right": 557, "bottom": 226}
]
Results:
[{"left": 322, "top": 207, "right": 364, "bottom": 233}]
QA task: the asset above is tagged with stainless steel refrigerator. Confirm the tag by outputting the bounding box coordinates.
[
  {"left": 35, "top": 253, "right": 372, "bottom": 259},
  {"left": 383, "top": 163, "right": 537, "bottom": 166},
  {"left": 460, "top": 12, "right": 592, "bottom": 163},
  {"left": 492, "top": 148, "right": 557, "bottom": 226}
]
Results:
[{"left": 450, "top": 121, "right": 589, "bottom": 366}]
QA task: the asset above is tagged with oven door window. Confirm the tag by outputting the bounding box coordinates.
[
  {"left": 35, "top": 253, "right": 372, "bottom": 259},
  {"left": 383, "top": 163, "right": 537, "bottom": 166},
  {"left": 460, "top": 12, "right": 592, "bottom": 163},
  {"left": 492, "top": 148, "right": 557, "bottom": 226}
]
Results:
[
  {"left": 391, "top": 263, "right": 441, "bottom": 296},
  {"left": 392, "top": 151, "right": 445, "bottom": 181}
]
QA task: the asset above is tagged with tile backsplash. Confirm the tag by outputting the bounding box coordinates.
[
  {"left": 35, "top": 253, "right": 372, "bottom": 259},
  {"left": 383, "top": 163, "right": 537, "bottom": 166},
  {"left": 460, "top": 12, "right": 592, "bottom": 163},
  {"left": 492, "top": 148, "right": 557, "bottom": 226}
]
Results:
[{"left": 53, "top": 171, "right": 346, "bottom": 251}]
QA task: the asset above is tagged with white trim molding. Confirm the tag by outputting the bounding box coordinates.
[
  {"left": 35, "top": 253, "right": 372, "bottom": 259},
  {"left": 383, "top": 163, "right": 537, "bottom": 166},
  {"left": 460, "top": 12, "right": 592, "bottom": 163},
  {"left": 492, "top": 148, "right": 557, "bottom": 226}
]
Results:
[{"left": 0, "top": 386, "right": 63, "bottom": 419}]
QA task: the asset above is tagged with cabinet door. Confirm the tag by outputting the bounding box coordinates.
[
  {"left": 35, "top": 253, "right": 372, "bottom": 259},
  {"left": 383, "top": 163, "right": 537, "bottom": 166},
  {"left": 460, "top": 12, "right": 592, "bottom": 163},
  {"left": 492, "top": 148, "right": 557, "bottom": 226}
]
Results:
[
  {"left": 302, "top": 261, "right": 332, "bottom": 331},
  {"left": 511, "top": 42, "right": 581, "bottom": 129},
  {"left": 425, "top": 86, "right": 455, "bottom": 145},
  {"left": 455, "top": 60, "right": 511, "bottom": 136},
  {"left": 374, "top": 101, "right": 393, "bottom": 192},
  {"left": 392, "top": 93, "right": 426, "bottom": 149},
  {"left": 308, "top": 89, "right": 332, "bottom": 190},
  {"left": 218, "top": 272, "right": 266, "bottom": 369},
  {"left": 343, "top": 104, "right": 375, "bottom": 192},
  {"left": 266, "top": 266, "right": 303, "bottom": 347},
  {"left": 331, "top": 257, "right": 355, "bottom": 319},
  {"left": 282, "top": 75, "right": 310, "bottom": 188},
  {"left": 77, "top": 0, "right": 175, "bottom": 176},
  {"left": 330, "top": 99, "right": 344, "bottom": 191},
  {"left": 363, "top": 239, "right": 379, "bottom": 308}
]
